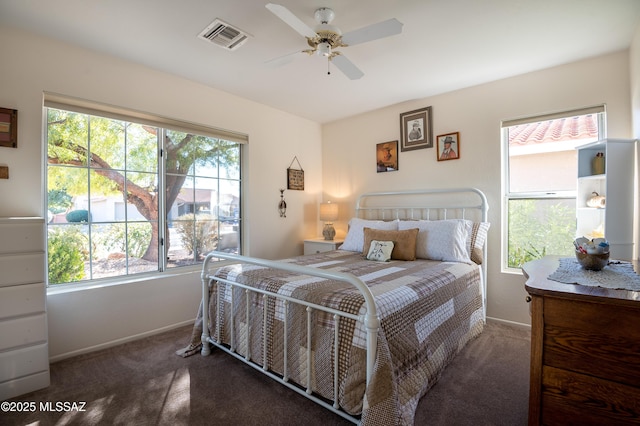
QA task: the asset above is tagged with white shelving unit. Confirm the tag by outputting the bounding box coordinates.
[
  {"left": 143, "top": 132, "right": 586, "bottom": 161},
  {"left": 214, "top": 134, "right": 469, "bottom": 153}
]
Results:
[
  {"left": 0, "top": 217, "right": 50, "bottom": 401},
  {"left": 576, "top": 139, "right": 637, "bottom": 260}
]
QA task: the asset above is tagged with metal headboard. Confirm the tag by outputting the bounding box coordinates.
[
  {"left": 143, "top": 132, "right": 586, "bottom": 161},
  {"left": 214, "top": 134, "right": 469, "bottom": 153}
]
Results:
[
  {"left": 355, "top": 187, "right": 488, "bottom": 222},
  {"left": 354, "top": 187, "right": 489, "bottom": 317}
]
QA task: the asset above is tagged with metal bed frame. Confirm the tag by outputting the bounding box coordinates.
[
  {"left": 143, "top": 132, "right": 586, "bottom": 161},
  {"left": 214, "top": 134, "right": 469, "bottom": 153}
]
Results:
[{"left": 199, "top": 187, "right": 489, "bottom": 424}]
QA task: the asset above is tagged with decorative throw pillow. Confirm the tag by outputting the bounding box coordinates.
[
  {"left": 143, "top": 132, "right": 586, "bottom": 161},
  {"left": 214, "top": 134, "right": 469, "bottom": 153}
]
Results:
[
  {"left": 398, "top": 219, "right": 470, "bottom": 263},
  {"left": 362, "top": 227, "right": 419, "bottom": 261},
  {"left": 366, "top": 240, "right": 394, "bottom": 262},
  {"left": 341, "top": 218, "right": 398, "bottom": 252},
  {"left": 468, "top": 221, "right": 490, "bottom": 264}
]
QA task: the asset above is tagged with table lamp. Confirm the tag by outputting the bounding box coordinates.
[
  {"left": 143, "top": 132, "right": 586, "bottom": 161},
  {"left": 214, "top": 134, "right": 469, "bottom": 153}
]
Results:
[{"left": 319, "top": 201, "right": 338, "bottom": 240}]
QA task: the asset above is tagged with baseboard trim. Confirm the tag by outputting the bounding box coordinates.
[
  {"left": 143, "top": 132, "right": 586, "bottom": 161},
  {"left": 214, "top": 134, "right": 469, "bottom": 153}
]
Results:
[
  {"left": 486, "top": 316, "right": 531, "bottom": 330},
  {"left": 49, "top": 319, "right": 195, "bottom": 363},
  {"left": 49, "top": 316, "right": 529, "bottom": 362}
]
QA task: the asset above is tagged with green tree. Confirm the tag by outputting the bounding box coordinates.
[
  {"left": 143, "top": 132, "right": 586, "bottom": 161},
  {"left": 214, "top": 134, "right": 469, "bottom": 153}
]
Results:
[
  {"left": 47, "top": 226, "right": 87, "bottom": 284},
  {"left": 47, "top": 109, "right": 238, "bottom": 263},
  {"left": 47, "top": 189, "right": 73, "bottom": 214},
  {"left": 508, "top": 199, "right": 575, "bottom": 268},
  {"left": 174, "top": 213, "right": 219, "bottom": 258}
]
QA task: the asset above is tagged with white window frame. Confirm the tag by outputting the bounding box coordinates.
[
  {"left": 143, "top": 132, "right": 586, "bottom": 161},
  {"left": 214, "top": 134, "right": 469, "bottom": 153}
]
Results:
[
  {"left": 501, "top": 105, "right": 606, "bottom": 273},
  {"left": 44, "top": 93, "right": 247, "bottom": 287}
]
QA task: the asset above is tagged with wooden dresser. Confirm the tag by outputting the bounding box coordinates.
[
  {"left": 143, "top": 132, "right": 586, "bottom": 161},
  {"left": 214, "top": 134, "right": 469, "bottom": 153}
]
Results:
[{"left": 523, "top": 256, "right": 640, "bottom": 425}]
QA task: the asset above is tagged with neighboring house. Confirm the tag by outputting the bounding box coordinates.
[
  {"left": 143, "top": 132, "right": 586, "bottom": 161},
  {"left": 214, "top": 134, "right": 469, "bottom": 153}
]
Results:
[
  {"left": 49, "top": 188, "right": 239, "bottom": 224},
  {"left": 508, "top": 115, "right": 599, "bottom": 192}
]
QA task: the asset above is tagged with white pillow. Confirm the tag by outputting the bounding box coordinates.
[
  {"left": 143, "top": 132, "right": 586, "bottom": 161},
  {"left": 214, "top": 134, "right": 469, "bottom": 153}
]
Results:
[
  {"left": 366, "top": 240, "right": 394, "bottom": 262},
  {"left": 341, "top": 218, "right": 398, "bottom": 252},
  {"left": 442, "top": 219, "right": 490, "bottom": 264},
  {"left": 398, "top": 219, "right": 470, "bottom": 263}
]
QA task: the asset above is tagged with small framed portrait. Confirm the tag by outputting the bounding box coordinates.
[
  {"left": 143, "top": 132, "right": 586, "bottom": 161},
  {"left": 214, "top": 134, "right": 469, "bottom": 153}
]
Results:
[
  {"left": 376, "top": 140, "right": 398, "bottom": 173},
  {"left": 0, "top": 108, "right": 18, "bottom": 148},
  {"left": 436, "top": 132, "right": 460, "bottom": 161},
  {"left": 400, "top": 106, "right": 432, "bottom": 151}
]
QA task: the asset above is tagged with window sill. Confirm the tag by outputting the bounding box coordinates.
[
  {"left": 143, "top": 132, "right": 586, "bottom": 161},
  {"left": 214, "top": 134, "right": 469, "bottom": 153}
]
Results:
[{"left": 46, "top": 264, "right": 202, "bottom": 295}]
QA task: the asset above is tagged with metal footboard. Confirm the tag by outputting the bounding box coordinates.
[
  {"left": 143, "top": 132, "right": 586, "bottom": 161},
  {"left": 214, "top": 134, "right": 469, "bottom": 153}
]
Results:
[{"left": 200, "top": 251, "right": 380, "bottom": 424}]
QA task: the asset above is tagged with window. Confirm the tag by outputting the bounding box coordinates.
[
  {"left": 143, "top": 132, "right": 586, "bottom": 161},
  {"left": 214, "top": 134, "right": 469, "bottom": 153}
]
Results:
[
  {"left": 45, "top": 98, "right": 244, "bottom": 285},
  {"left": 502, "top": 106, "right": 605, "bottom": 270}
]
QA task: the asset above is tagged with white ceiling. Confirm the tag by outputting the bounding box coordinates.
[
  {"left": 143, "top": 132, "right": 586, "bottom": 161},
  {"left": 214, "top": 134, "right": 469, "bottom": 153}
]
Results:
[{"left": 1, "top": 0, "right": 639, "bottom": 123}]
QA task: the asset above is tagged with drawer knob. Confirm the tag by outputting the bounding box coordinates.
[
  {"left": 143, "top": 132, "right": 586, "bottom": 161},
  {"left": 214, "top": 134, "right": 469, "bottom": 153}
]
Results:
[{"left": 525, "top": 295, "right": 532, "bottom": 303}]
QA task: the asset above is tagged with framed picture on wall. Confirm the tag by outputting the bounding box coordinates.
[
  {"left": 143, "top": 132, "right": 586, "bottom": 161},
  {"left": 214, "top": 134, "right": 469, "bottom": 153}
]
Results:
[
  {"left": 436, "top": 132, "right": 460, "bottom": 161},
  {"left": 0, "top": 107, "right": 18, "bottom": 148},
  {"left": 400, "top": 106, "right": 432, "bottom": 151},
  {"left": 286, "top": 156, "right": 304, "bottom": 190},
  {"left": 376, "top": 140, "right": 398, "bottom": 172}
]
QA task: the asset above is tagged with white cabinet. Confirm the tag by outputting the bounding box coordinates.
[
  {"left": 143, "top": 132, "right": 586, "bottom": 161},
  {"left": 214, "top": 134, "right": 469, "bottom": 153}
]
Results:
[
  {"left": 0, "top": 217, "right": 50, "bottom": 401},
  {"left": 303, "top": 238, "right": 344, "bottom": 255},
  {"left": 576, "top": 139, "right": 637, "bottom": 260}
]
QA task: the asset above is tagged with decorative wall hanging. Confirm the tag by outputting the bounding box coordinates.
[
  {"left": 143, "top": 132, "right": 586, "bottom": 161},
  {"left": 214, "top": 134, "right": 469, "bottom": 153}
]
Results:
[
  {"left": 287, "top": 156, "right": 304, "bottom": 190},
  {"left": 436, "top": 132, "right": 460, "bottom": 161},
  {"left": 376, "top": 140, "right": 399, "bottom": 172},
  {"left": 0, "top": 108, "right": 18, "bottom": 148},
  {"left": 278, "top": 189, "right": 287, "bottom": 217},
  {"left": 400, "top": 106, "right": 432, "bottom": 151}
]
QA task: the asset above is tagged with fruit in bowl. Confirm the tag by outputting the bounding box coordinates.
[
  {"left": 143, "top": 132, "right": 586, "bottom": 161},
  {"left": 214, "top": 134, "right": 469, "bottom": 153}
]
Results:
[{"left": 575, "top": 250, "right": 610, "bottom": 271}]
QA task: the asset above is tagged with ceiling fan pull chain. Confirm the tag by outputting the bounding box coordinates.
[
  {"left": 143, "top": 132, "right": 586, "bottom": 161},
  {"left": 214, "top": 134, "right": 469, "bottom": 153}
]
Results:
[{"left": 327, "top": 58, "right": 331, "bottom": 75}]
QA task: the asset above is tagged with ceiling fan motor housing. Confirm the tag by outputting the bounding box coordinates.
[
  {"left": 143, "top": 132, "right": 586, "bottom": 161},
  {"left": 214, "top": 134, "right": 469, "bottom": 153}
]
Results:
[
  {"left": 314, "top": 7, "right": 335, "bottom": 24},
  {"left": 308, "top": 29, "right": 343, "bottom": 49}
]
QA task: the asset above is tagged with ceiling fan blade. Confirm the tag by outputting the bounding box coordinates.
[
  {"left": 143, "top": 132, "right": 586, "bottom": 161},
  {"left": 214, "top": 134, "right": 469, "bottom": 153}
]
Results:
[
  {"left": 265, "top": 50, "right": 301, "bottom": 67},
  {"left": 341, "top": 18, "right": 403, "bottom": 46},
  {"left": 331, "top": 55, "right": 364, "bottom": 80},
  {"left": 266, "top": 3, "right": 317, "bottom": 39}
]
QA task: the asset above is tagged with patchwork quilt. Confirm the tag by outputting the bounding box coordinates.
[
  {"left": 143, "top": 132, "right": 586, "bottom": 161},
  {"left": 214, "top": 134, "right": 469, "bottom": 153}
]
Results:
[{"left": 186, "top": 250, "right": 484, "bottom": 425}]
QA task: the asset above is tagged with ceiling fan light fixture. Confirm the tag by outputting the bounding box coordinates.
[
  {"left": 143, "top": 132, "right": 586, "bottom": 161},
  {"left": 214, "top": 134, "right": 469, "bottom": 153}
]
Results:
[{"left": 317, "top": 42, "right": 331, "bottom": 57}]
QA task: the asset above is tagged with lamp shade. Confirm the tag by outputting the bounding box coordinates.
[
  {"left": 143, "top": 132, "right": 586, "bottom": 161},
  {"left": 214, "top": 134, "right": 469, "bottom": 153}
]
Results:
[{"left": 319, "top": 202, "right": 338, "bottom": 222}]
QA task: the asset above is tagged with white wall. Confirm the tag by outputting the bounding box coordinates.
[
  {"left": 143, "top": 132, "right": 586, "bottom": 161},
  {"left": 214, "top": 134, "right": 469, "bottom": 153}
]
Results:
[
  {"left": 322, "top": 51, "right": 634, "bottom": 326},
  {"left": 1, "top": 23, "right": 636, "bottom": 358},
  {"left": 632, "top": 23, "right": 640, "bottom": 138},
  {"left": 0, "top": 27, "right": 323, "bottom": 360},
  {"left": 630, "top": 24, "right": 640, "bottom": 259}
]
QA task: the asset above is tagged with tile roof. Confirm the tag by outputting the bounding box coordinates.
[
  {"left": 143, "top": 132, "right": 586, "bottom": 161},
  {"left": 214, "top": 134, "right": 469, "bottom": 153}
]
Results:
[{"left": 508, "top": 114, "right": 598, "bottom": 146}]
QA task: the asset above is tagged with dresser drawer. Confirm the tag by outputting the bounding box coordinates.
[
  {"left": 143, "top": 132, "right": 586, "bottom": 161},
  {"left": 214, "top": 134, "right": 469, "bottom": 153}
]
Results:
[
  {"left": 303, "top": 239, "right": 343, "bottom": 255},
  {"left": 541, "top": 366, "right": 640, "bottom": 425},
  {"left": 0, "top": 313, "right": 47, "bottom": 352},
  {"left": 0, "top": 219, "right": 44, "bottom": 255},
  {"left": 0, "top": 282, "right": 46, "bottom": 320},
  {"left": 0, "top": 343, "right": 49, "bottom": 383},
  {"left": 0, "top": 253, "right": 45, "bottom": 287},
  {"left": 543, "top": 297, "right": 640, "bottom": 387}
]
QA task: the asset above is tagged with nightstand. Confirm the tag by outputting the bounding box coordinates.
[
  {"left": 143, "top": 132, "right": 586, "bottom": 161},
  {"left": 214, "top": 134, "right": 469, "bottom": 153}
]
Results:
[{"left": 303, "top": 238, "right": 344, "bottom": 255}]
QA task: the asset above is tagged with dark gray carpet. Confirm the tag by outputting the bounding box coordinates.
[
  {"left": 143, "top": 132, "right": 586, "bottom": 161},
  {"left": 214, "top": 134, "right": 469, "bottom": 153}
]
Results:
[{"left": 3, "top": 321, "right": 530, "bottom": 426}]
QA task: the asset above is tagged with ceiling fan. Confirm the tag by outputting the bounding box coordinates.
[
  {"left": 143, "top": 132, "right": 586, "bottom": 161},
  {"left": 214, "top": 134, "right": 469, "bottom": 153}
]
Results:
[{"left": 265, "top": 3, "right": 403, "bottom": 80}]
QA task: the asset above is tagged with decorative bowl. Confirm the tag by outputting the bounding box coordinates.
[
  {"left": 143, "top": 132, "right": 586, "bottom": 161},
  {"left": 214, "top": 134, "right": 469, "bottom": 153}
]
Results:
[{"left": 575, "top": 250, "right": 610, "bottom": 271}]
